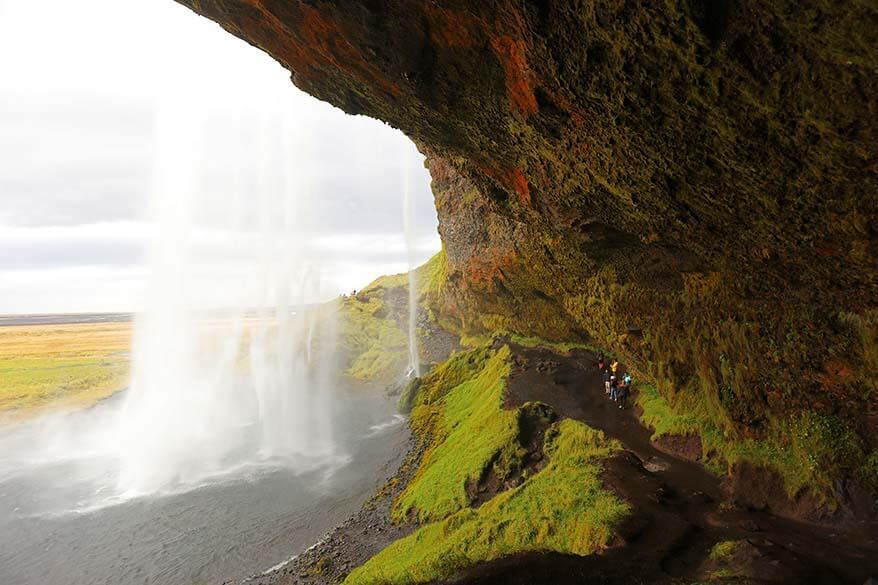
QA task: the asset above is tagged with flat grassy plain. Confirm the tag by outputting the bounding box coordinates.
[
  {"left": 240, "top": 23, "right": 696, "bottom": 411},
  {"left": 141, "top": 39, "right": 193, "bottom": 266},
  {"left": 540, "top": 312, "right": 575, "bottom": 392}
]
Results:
[{"left": 0, "top": 321, "right": 131, "bottom": 418}]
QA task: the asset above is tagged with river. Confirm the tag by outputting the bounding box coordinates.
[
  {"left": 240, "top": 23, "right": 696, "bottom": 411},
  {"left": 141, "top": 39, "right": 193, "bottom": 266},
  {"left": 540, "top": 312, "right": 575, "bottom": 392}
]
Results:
[{"left": 0, "top": 385, "right": 407, "bottom": 585}]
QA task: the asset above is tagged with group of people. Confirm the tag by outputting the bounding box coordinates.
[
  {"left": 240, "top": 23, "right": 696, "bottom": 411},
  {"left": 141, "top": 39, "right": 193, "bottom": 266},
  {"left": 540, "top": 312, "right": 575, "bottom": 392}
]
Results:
[{"left": 597, "top": 355, "right": 631, "bottom": 409}]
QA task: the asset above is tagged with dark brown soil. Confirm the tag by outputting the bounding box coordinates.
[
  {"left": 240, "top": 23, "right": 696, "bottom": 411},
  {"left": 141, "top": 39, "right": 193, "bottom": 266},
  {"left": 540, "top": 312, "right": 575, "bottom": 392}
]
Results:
[
  {"left": 653, "top": 433, "right": 703, "bottom": 462},
  {"left": 723, "top": 460, "right": 827, "bottom": 521},
  {"left": 466, "top": 402, "right": 555, "bottom": 508}
]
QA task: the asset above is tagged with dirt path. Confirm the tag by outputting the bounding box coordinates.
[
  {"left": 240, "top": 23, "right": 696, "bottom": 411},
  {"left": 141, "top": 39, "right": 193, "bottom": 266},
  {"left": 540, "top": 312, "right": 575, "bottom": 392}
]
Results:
[{"left": 449, "top": 342, "right": 878, "bottom": 585}]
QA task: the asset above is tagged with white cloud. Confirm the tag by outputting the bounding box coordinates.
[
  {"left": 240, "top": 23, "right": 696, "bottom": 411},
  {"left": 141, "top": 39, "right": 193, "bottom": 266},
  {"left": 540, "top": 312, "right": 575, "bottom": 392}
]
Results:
[
  {"left": 0, "top": 266, "right": 147, "bottom": 314},
  {"left": 0, "top": 0, "right": 440, "bottom": 313}
]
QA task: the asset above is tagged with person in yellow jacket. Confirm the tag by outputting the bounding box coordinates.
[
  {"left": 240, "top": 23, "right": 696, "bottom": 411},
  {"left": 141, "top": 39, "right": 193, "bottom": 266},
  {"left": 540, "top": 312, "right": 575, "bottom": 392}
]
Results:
[{"left": 610, "top": 359, "right": 619, "bottom": 374}]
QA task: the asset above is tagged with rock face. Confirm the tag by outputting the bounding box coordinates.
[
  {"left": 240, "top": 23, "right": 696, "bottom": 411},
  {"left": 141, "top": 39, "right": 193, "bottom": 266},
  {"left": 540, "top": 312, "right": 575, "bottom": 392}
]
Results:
[{"left": 176, "top": 1, "right": 877, "bottom": 508}]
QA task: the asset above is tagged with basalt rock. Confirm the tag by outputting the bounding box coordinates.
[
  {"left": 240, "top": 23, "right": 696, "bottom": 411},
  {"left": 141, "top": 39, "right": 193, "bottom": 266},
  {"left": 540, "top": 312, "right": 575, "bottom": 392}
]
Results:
[{"left": 176, "top": 1, "right": 878, "bottom": 509}]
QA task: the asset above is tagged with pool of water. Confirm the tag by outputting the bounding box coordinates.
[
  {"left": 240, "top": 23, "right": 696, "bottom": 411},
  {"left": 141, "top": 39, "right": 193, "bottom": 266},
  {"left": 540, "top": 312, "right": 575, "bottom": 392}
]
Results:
[{"left": 0, "top": 386, "right": 407, "bottom": 585}]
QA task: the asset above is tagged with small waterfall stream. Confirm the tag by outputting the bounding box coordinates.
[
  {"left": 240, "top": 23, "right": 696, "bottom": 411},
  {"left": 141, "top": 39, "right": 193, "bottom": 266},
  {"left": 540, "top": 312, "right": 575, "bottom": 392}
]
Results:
[{"left": 402, "top": 144, "right": 420, "bottom": 378}]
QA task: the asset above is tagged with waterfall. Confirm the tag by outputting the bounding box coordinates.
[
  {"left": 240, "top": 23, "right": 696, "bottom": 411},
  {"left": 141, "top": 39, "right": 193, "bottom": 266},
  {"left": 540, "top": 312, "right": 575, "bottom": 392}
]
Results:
[
  {"left": 112, "top": 82, "right": 339, "bottom": 496},
  {"left": 402, "top": 145, "right": 420, "bottom": 378}
]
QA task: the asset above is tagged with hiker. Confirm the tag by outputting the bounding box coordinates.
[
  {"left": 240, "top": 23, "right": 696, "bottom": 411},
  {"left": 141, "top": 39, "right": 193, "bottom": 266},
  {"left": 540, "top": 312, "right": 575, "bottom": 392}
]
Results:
[
  {"left": 617, "top": 382, "right": 629, "bottom": 409},
  {"left": 597, "top": 355, "right": 606, "bottom": 371},
  {"left": 602, "top": 369, "right": 611, "bottom": 394},
  {"left": 610, "top": 359, "right": 619, "bottom": 374},
  {"left": 610, "top": 375, "right": 618, "bottom": 401},
  {"left": 623, "top": 372, "right": 632, "bottom": 386}
]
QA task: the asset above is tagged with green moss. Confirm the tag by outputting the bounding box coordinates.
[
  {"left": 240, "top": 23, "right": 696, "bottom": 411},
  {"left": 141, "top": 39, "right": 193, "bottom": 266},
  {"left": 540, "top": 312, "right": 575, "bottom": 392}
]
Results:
[
  {"left": 858, "top": 450, "right": 878, "bottom": 500},
  {"left": 418, "top": 249, "right": 448, "bottom": 299},
  {"left": 394, "top": 346, "right": 519, "bottom": 522},
  {"left": 347, "top": 342, "right": 627, "bottom": 583},
  {"left": 737, "top": 412, "right": 864, "bottom": 504},
  {"left": 636, "top": 383, "right": 705, "bottom": 439},
  {"left": 636, "top": 382, "right": 863, "bottom": 503},
  {"left": 458, "top": 333, "right": 494, "bottom": 348},
  {"left": 338, "top": 291, "right": 409, "bottom": 382},
  {"left": 344, "top": 419, "right": 627, "bottom": 585},
  {"left": 709, "top": 540, "right": 744, "bottom": 561},
  {"left": 508, "top": 334, "right": 598, "bottom": 355},
  {"left": 397, "top": 376, "right": 422, "bottom": 413}
]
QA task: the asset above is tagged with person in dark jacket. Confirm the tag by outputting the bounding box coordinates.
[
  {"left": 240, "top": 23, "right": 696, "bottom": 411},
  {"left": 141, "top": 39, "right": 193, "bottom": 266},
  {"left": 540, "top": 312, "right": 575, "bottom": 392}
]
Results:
[
  {"left": 617, "top": 383, "right": 629, "bottom": 409},
  {"left": 602, "top": 369, "right": 611, "bottom": 394},
  {"left": 610, "top": 375, "right": 618, "bottom": 401}
]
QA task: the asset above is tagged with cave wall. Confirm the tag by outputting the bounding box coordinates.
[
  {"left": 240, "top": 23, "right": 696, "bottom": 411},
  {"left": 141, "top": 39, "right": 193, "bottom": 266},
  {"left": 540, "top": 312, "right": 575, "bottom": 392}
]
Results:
[{"left": 175, "top": 0, "right": 878, "bottom": 502}]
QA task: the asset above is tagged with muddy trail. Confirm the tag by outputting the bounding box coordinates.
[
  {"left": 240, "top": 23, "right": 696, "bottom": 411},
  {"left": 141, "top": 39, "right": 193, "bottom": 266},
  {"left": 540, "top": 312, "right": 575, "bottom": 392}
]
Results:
[{"left": 447, "top": 342, "right": 878, "bottom": 585}]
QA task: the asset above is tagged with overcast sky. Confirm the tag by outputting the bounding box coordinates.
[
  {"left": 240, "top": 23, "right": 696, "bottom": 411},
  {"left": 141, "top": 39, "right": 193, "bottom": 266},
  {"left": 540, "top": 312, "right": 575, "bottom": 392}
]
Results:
[{"left": 0, "top": 0, "right": 439, "bottom": 313}]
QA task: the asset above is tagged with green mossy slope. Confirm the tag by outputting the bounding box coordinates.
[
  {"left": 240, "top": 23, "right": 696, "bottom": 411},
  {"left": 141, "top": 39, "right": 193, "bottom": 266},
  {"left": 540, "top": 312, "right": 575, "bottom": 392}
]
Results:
[
  {"left": 345, "top": 344, "right": 627, "bottom": 584},
  {"left": 338, "top": 287, "right": 408, "bottom": 382},
  {"left": 393, "top": 346, "right": 519, "bottom": 522}
]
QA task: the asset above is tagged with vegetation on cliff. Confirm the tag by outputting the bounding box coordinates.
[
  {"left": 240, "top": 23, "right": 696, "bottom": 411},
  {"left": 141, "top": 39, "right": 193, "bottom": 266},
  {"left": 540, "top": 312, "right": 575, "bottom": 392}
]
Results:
[
  {"left": 337, "top": 251, "right": 448, "bottom": 383},
  {"left": 337, "top": 285, "right": 409, "bottom": 382},
  {"left": 636, "top": 382, "right": 867, "bottom": 506},
  {"left": 345, "top": 344, "right": 627, "bottom": 584},
  {"left": 428, "top": 262, "right": 877, "bottom": 509}
]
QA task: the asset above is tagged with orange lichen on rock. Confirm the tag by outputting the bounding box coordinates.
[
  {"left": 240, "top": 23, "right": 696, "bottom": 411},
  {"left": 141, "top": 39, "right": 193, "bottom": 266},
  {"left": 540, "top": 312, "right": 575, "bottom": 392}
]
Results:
[
  {"left": 464, "top": 248, "right": 517, "bottom": 287},
  {"left": 423, "top": 4, "right": 482, "bottom": 48},
  {"left": 295, "top": 2, "right": 402, "bottom": 97},
  {"left": 508, "top": 167, "right": 531, "bottom": 207},
  {"left": 240, "top": 0, "right": 401, "bottom": 99},
  {"left": 489, "top": 35, "right": 538, "bottom": 116},
  {"left": 478, "top": 164, "right": 531, "bottom": 207}
]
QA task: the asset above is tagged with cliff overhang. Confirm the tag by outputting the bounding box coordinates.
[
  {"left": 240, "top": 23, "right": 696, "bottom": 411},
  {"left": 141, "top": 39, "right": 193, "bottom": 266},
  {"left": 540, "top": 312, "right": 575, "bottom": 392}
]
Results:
[{"left": 175, "top": 0, "right": 877, "bottom": 513}]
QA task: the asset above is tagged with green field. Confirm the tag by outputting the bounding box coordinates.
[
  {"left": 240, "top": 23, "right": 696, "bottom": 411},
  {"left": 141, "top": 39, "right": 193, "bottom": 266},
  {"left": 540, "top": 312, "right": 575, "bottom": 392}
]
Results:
[{"left": 0, "top": 321, "right": 131, "bottom": 418}]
